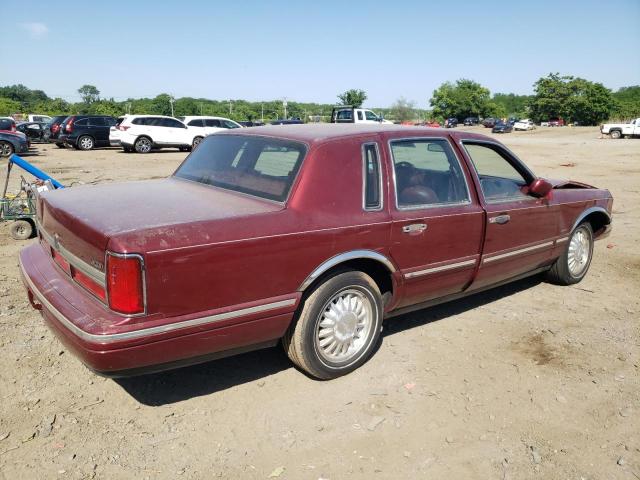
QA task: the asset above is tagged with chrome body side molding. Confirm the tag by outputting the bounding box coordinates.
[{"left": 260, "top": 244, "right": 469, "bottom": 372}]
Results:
[{"left": 298, "top": 250, "right": 397, "bottom": 291}]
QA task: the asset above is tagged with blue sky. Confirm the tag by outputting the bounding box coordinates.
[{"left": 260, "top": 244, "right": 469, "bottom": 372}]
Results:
[{"left": 2, "top": 0, "right": 639, "bottom": 108}]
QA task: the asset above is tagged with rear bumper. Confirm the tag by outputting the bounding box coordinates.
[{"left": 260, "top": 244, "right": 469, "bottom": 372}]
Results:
[{"left": 19, "top": 243, "right": 297, "bottom": 376}]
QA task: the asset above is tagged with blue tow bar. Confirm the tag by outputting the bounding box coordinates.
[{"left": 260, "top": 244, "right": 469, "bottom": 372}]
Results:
[{"left": 8, "top": 154, "right": 65, "bottom": 189}]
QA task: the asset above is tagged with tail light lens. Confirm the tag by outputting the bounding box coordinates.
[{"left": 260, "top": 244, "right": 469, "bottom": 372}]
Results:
[
  {"left": 65, "top": 117, "right": 75, "bottom": 133},
  {"left": 11, "top": 123, "right": 16, "bottom": 132},
  {"left": 117, "top": 125, "right": 129, "bottom": 131},
  {"left": 106, "top": 253, "right": 145, "bottom": 315},
  {"left": 51, "top": 248, "right": 71, "bottom": 274},
  {"left": 71, "top": 267, "right": 106, "bottom": 301}
]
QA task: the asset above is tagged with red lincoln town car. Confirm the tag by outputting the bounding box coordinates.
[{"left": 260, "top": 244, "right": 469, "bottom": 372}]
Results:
[{"left": 19, "top": 125, "right": 612, "bottom": 379}]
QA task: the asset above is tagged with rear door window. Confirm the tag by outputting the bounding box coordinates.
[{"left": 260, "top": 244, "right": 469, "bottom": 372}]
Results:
[
  {"left": 205, "top": 119, "right": 222, "bottom": 127},
  {"left": 88, "top": 117, "right": 106, "bottom": 126},
  {"left": 188, "top": 119, "right": 204, "bottom": 127}
]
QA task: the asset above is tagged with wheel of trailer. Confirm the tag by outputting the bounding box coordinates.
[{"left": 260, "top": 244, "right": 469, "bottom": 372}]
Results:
[
  {"left": 546, "top": 222, "right": 594, "bottom": 285},
  {"left": 610, "top": 130, "right": 622, "bottom": 139},
  {"left": 134, "top": 136, "right": 152, "bottom": 153},
  {"left": 78, "top": 135, "right": 94, "bottom": 150},
  {"left": 283, "top": 270, "right": 383, "bottom": 379},
  {"left": 0, "top": 141, "right": 14, "bottom": 157},
  {"left": 10, "top": 220, "right": 33, "bottom": 240},
  {"left": 192, "top": 136, "right": 204, "bottom": 150}
]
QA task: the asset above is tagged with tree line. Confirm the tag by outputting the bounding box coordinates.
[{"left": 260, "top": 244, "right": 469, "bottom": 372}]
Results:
[{"left": 1, "top": 75, "right": 638, "bottom": 125}]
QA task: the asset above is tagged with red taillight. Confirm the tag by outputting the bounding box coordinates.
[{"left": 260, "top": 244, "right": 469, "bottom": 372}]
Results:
[
  {"left": 71, "top": 267, "right": 106, "bottom": 301},
  {"left": 65, "top": 117, "right": 75, "bottom": 133},
  {"left": 51, "top": 248, "right": 71, "bottom": 274},
  {"left": 106, "top": 253, "right": 144, "bottom": 315},
  {"left": 11, "top": 123, "right": 16, "bottom": 132},
  {"left": 52, "top": 124, "right": 60, "bottom": 133},
  {"left": 117, "top": 125, "right": 129, "bottom": 131}
]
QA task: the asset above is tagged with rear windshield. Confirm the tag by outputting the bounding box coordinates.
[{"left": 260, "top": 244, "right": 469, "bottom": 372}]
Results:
[{"left": 174, "top": 135, "right": 307, "bottom": 202}]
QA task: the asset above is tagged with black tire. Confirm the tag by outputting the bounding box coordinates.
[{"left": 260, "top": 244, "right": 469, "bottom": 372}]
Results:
[
  {"left": 77, "top": 135, "right": 94, "bottom": 150},
  {"left": 10, "top": 220, "right": 33, "bottom": 240},
  {"left": 283, "top": 270, "right": 383, "bottom": 379},
  {"left": 134, "top": 136, "right": 152, "bottom": 153},
  {"left": 192, "top": 136, "right": 204, "bottom": 150},
  {"left": 122, "top": 146, "right": 133, "bottom": 153},
  {"left": 610, "top": 130, "right": 622, "bottom": 139},
  {"left": 546, "top": 222, "right": 594, "bottom": 285},
  {"left": 0, "top": 141, "right": 14, "bottom": 157},
  {"left": 55, "top": 142, "right": 65, "bottom": 148}
]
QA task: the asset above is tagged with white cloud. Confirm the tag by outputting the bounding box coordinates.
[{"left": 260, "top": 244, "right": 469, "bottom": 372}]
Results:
[{"left": 20, "top": 22, "right": 49, "bottom": 39}]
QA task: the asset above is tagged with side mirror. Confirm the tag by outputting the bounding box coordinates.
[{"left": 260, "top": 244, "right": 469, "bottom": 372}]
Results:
[{"left": 529, "top": 178, "right": 553, "bottom": 197}]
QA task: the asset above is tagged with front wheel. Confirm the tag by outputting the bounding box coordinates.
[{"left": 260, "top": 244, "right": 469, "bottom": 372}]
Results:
[
  {"left": 610, "top": 130, "right": 622, "bottom": 139},
  {"left": 10, "top": 220, "right": 33, "bottom": 240},
  {"left": 134, "top": 137, "right": 152, "bottom": 153},
  {"left": 546, "top": 222, "right": 594, "bottom": 285},
  {"left": 0, "top": 141, "right": 14, "bottom": 157},
  {"left": 283, "top": 271, "right": 383, "bottom": 379},
  {"left": 192, "top": 136, "right": 204, "bottom": 149}
]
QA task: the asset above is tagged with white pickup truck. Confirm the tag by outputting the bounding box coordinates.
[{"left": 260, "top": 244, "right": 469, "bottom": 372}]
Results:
[
  {"left": 330, "top": 106, "right": 393, "bottom": 124},
  {"left": 600, "top": 118, "right": 640, "bottom": 139}
]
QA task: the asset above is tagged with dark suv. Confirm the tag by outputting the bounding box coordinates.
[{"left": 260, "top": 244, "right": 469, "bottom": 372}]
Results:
[
  {"left": 48, "top": 115, "right": 70, "bottom": 148},
  {"left": 59, "top": 115, "right": 117, "bottom": 150},
  {"left": 463, "top": 117, "right": 479, "bottom": 126}
]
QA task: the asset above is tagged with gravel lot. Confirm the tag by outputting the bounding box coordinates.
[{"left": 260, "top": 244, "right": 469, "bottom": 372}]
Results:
[{"left": 0, "top": 127, "right": 638, "bottom": 479}]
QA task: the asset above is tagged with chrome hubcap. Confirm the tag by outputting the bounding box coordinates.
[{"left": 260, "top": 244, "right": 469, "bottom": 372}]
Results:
[
  {"left": 80, "top": 137, "right": 92, "bottom": 149},
  {"left": 315, "top": 288, "right": 374, "bottom": 364},
  {"left": 568, "top": 228, "right": 591, "bottom": 277},
  {"left": 137, "top": 139, "right": 151, "bottom": 152},
  {"left": 0, "top": 143, "right": 11, "bottom": 156}
]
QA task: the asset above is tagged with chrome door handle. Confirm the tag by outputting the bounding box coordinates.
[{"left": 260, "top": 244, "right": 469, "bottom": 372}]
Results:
[
  {"left": 402, "top": 223, "right": 427, "bottom": 234},
  {"left": 489, "top": 214, "right": 510, "bottom": 225}
]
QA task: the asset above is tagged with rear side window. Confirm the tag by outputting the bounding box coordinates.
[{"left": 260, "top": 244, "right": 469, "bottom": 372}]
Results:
[
  {"left": 161, "top": 118, "right": 184, "bottom": 128},
  {"left": 88, "top": 117, "right": 106, "bottom": 126},
  {"left": 188, "top": 119, "right": 204, "bottom": 127},
  {"left": 205, "top": 119, "right": 221, "bottom": 127},
  {"left": 363, "top": 143, "right": 382, "bottom": 210},
  {"left": 75, "top": 118, "right": 89, "bottom": 126},
  {"left": 174, "top": 135, "right": 306, "bottom": 202},
  {"left": 336, "top": 110, "right": 353, "bottom": 121}
]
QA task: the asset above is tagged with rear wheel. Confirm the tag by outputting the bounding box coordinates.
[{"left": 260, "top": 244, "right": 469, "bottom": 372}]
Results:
[
  {"left": 134, "top": 137, "right": 152, "bottom": 153},
  {"left": 77, "top": 135, "right": 94, "bottom": 150},
  {"left": 0, "top": 141, "right": 14, "bottom": 157},
  {"left": 192, "top": 136, "right": 204, "bottom": 149},
  {"left": 10, "top": 220, "right": 33, "bottom": 240},
  {"left": 283, "top": 271, "right": 383, "bottom": 379},
  {"left": 610, "top": 130, "right": 622, "bottom": 139},
  {"left": 546, "top": 222, "right": 594, "bottom": 285}
]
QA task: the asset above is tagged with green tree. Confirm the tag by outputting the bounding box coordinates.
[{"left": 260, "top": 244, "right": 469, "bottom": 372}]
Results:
[
  {"left": 611, "top": 86, "right": 640, "bottom": 120},
  {"left": 529, "top": 73, "right": 613, "bottom": 125},
  {"left": 77, "top": 84, "right": 100, "bottom": 104},
  {"left": 430, "top": 79, "right": 495, "bottom": 119},
  {"left": 0, "top": 97, "right": 22, "bottom": 116},
  {"left": 337, "top": 89, "right": 367, "bottom": 107},
  {"left": 492, "top": 93, "right": 532, "bottom": 118},
  {"left": 390, "top": 97, "right": 416, "bottom": 122}
]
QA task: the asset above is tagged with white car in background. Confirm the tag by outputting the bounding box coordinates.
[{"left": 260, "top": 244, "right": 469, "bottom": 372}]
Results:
[
  {"left": 513, "top": 119, "right": 536, "bottom": 131},
  {"left": 179, "top": 116, "right": 242, "bottom": 148},
  {"left": 112, "top": 115, "right": 194, "bottom": 153}
]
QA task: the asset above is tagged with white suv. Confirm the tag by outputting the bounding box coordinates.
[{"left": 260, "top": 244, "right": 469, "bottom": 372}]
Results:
[
  {"left": 113, "top": 115, "right": 194, "bottom": 153},
  {"left": 179, "top": 116, "right": 242, "bottom": 148}
]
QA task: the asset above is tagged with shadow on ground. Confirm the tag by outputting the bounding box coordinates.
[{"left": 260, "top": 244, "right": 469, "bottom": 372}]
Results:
[{"left": 117, "top": 275, "right": 543, "bottom": 406}]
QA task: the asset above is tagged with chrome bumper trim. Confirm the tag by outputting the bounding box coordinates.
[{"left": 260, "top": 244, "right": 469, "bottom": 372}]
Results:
[
  {"left": 20, "top": 256, "right": 296, "bottom": 345},
  {"left": 405, "top": 259, "right": 476, "bottom": 279}
]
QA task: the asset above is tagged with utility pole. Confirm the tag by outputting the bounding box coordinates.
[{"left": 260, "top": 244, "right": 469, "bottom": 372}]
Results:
[
  {"left": 229, "top": 100, "right": 233, "bottom": 115},
  {"left": 200, "top": 102, "right": 203, "bottom": 115},
  {"left": 126, "top": 102, "right": 131, "bottom": 115},
  {"left": 283, "top": 98, "right": 287, "bottom": 120},
  {"left": 261, "top": 103, "right": 264, "bottom": 123},
  {"left": 169, "top": 96, "right": 175, "bottom": 117}
]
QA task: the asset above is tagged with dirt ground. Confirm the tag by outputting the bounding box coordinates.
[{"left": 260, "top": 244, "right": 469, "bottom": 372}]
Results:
[{"left": 0, "top": 127, "right": 638, "bottom": 480}]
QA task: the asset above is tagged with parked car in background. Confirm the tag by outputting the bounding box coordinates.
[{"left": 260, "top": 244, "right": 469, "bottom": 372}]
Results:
[
  {"left": 513, "top": 119, "right": 536, "bottom": 131},
  {"left": 47, "top": 115, "right": 69, "bottom": 148},
  {"left": 179, "top": 116, "right": 242, "bottom": 148},
  {"left": 115, "top": 115, "right": 193, "bottom": 153},
  {"left": 20, "top": 124, "right": 613, "bottom": 379},
  {"left": 17, "top": 122, "right": 49, "bottom": 142},
  {"left": 58, "top": 115, "right": 117, "bottom": 150},
  {"left": 330, "top": 106, "right": 392, "bottom": 124},
  {"left": 0, "top": 131, "right": 29, "bottom": 157},
  {"left": 463, "top": 117, "right": 479, "bottom": 126},
  {"left": 444, "top": 117, "right": 458, "bottom": 128},
  {"left": 482, "top": 118, "right": 499, "bottom": 128},
  {"left": 507, "top": 117, "right": 520, "bottom": 126},
  {"left": 239, "top": 120, "right": 265, "bottom": 127},
  {"left": 492, "top": 121, "right": 513, "bottom": 133},
  {"left": 28, "top": 114, "right": 52, "bottom": 123},
  {"left": 600, "top": 117, "right": 640, "bottom": 139},
  {"left": 0, "top": 117, "right": 17, "bottom": 132},
  {"left": 270, "top": 118, "right": 304, "bottom": 125},
  {"left": 548, "top": 118, "right": 565, "bottom": 127}
]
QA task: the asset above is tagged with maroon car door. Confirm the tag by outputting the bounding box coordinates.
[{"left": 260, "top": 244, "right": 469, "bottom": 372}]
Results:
[
  {"left": 459, "top": 140, "right": 560, "bottom": 290},
  {"left": 386, "top": 137, "right": 484, "bottom": 308}
]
